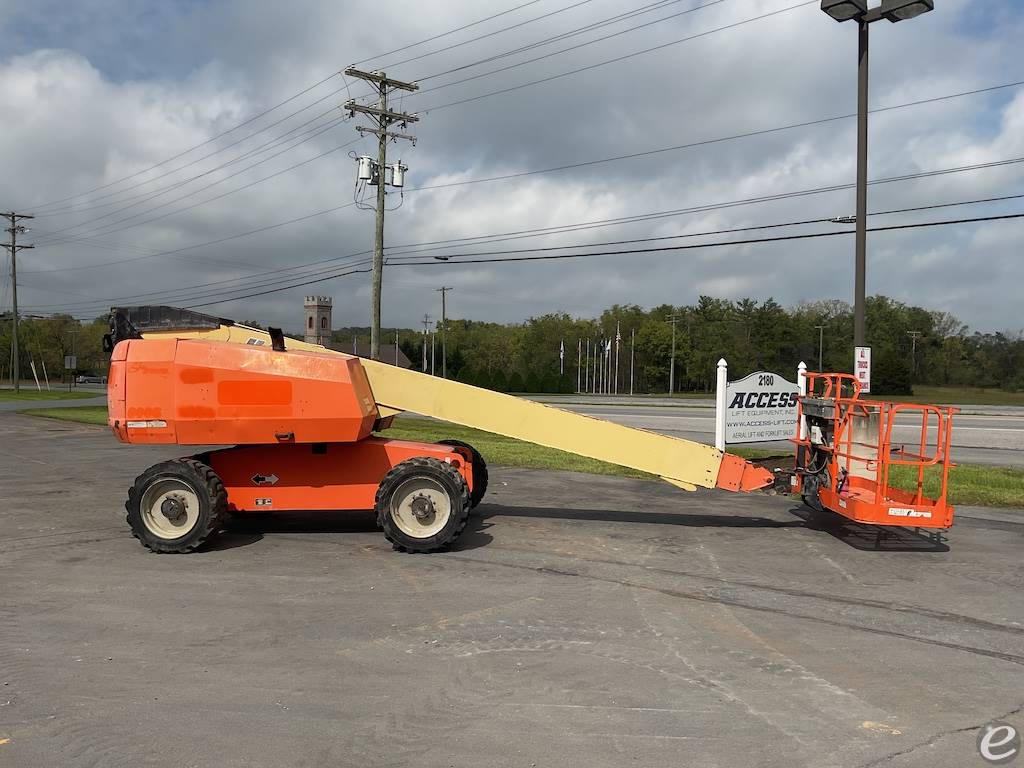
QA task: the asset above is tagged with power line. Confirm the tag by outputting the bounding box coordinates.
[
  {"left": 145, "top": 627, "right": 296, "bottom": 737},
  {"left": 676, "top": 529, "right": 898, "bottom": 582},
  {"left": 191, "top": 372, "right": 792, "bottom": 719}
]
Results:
[
  {"left": 354, "top": 0, "right": 546, "bottom": 67},
  {"left": 409, "top": 80, "right": 1024, "bottom": 193},
  {"left": 395, "top": 212, "right": 1024, "bottom": 266},
  {"left": 375, "top": 0, "right": 602, "bottom": 72},
  {"left": 34, "top": 133, "right": 360, "bottom": 245},
  {"left": 30, "top": 72, "right": 343, "bottom": 210},
  {"left": 23, "top": 148, "right": 1024, "bottom": 287},
  {"left": 27, "top": 210, "right": 1024, "bottom": 318},
  {"left": 33, "top": 99, "right": 349, "bottom": 218},
  {"left": 22, "top": 192, "right": 1024, "bottom": 314},
  {"left": 389, "top": 194, "right": 1024, "bottom": 262},
  {"left": 418, "top": 0, "right": 817, "bottom": 112},
  {"left": 418, "top": 0, "right": 699, "bottom": 82},
  {"left": 414, "top": 0, "right": 728, "bottom": 95}
]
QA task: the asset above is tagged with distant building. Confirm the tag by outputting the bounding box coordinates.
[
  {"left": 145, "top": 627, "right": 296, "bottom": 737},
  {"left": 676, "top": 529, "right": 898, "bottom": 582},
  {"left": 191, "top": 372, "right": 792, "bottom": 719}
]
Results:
[
  {"left": 303, "top": 296, "right": 332, "bottom": 345},
  {"left": 342, "top": 340, "right": 412, "bottom": 369}
]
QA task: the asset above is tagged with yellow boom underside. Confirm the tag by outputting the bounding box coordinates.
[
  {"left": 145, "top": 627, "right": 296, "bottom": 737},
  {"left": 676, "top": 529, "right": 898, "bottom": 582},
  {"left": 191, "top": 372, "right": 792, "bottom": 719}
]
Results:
[{"left": 140, "top": 323, "right": 739, "bottom": 492}]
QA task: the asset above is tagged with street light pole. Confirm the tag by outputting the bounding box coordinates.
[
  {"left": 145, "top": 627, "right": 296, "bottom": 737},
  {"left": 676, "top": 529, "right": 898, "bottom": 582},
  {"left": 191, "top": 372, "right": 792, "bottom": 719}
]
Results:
[
  {"left": 854, "top": 17, "right": 869, "bottom": 348},
  {"left": 814, "top": 324, "right": 826, "bottom": 371},
  {"left": 819, "top": 0, "right": 935, "bottom": 351}
]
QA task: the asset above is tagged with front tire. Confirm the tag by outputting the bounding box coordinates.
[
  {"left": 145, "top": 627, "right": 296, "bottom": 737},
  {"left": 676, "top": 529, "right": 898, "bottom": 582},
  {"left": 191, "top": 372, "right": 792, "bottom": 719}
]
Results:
[
  {"left": 126, "top": 458, "right": 227, "bottom": 553},
  {"left": 375, "top": 457, "right": 471, "bottom": 552}
]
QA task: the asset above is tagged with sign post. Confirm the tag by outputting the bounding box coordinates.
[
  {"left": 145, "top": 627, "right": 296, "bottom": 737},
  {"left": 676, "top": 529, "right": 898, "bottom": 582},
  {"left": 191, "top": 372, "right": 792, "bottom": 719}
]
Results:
[
  {"left": 65, "top": 355, "right": 77, "bottom": 393},
  {"left": 714, "top": 359, "right": 728, "bottom": 451},
  {"left": 855, "top": 346, "right": 871, "bottom": 393}
]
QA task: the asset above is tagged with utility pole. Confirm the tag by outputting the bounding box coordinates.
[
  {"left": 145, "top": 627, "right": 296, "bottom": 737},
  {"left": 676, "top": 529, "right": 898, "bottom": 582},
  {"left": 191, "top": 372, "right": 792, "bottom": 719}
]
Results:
[
  {"left": 431, "top": 332, "right": 436, "bottom": 376},
  {"left": 3, "top": 212, "right": 33, "bottom": 394},
  {"left": 814, "top": 324, "right": 826, "bottom": 371},
  {"left": 667, "top": 314, "right": 680, "bottom": 395},
  {"left": 395, "top": 331, "right": 400, "bottom": 366},
  {"left": 421, "top": 314, "right": 431, "bottom": 372},
  {"left": 436, "top": 287, "right": 452, "bottom": 378},
  {"left": 344, "top": 68, "right": 419, "bottom": 360},
  {"left": 907, "top": 330, "right": 921, "bottom": 378}
]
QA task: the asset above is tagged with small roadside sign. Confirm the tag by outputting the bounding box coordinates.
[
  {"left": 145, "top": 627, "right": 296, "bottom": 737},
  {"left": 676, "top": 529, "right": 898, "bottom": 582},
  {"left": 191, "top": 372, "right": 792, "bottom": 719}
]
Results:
[
  {"left": 855, "top": 346, "right": 871, "bottom": 393},
  {"left": 64, "top": 355, "right": 77, "bottom": 370}
]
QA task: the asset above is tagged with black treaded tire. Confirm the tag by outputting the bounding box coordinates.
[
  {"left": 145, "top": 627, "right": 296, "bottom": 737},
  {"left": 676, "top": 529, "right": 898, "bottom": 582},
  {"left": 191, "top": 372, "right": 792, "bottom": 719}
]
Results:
[
  {"left": 437, "top": 439, "right": 488, "bottom": 509},
  {"left": 375, "top": 456, "right": 471, "bottom": 553},
  {"left": 125, "top": 458, "right": 228, "bottom": 553}
]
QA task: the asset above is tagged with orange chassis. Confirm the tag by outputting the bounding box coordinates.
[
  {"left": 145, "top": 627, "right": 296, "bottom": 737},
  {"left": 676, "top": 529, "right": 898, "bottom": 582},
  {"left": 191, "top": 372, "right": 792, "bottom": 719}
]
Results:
[{"left": 791, "top": 373, "right": 957, "bottom": 530}]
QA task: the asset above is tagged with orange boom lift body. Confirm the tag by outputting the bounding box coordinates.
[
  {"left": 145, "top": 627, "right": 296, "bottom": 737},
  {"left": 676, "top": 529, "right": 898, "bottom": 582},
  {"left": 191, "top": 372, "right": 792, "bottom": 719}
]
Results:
[{"left": 105, "top": 307, "right": 773, "bottom": 554}]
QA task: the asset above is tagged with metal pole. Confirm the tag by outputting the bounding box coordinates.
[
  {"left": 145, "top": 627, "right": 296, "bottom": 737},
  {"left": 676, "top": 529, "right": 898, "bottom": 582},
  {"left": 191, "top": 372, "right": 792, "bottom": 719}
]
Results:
[
  {"left": 370, "top": 77, "right": 388, "bottom": 360},
  {"left": 431, "top": 332, "right": 435, "bottom": 375},
  {"left": 854, "top": 19, "right": 869, "bottom": 349},
  {"left": 814, "top": 324, "right": 825, "bottom": 371},
  {"left": 614, "top": 323, "right": 620, "bottom": 395},
  {"left": 421, "top": 314, "right": 430, "bottom": 372},
  {"left": 584, "top": 338, "right": 589, "bottom": 393},
  {"left": 395, "top": 331, "right": 399, "bottom": 366},
  {"left": 576, "top": 339, "right": 581, "bottom": 393},
  {"left": 630, "top": 328, "right": 635, "bottom": 396},
  {"left": 668, "top": 315, "right": 679, "bottom": 395},
  {"left": 437, "top": 286, "right": 451, "bottom": 378}
]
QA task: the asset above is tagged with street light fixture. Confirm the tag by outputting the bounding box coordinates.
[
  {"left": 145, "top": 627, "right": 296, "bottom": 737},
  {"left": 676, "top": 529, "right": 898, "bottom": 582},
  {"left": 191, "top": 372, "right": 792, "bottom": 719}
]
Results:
[{"left": 819, "top": 0, "right": 934, "bottom": 354}]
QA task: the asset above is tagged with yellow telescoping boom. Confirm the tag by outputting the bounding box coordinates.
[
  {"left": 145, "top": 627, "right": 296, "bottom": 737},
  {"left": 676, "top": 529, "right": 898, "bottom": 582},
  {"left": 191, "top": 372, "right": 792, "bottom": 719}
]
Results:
[{"left": 112, "top": 307, "right": 771, "bottom": 496}]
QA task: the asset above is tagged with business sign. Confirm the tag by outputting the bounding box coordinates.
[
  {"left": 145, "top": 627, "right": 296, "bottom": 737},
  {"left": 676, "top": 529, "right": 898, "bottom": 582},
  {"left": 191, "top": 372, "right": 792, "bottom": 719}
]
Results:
[
  {"left": 855, "top": 346, "right": 871, "bottom": 393},
  {"left": 724, "top": 371, "right": 800, "bottom": 444},
  {"left": 64, "top": 355, "right": 77, "bottom": 370}
]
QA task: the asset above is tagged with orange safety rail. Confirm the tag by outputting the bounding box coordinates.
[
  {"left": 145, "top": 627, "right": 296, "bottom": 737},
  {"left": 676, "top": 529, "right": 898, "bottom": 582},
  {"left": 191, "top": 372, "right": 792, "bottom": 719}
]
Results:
[{"left": 793, "top": 372, "right": 957, "bottom": 529}]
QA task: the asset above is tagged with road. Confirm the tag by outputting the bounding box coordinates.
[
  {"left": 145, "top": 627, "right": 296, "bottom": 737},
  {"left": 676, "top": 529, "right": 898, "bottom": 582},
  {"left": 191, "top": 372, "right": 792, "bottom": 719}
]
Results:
[
  {"left": 5, "top": 389, "right": 1024, "bottom": 467},
  {"left": 1, "top": 411, "right": 1022, "bottom": 768},
  {"left": 530, "top": 396, "right": 1024, "bottom": 468}
]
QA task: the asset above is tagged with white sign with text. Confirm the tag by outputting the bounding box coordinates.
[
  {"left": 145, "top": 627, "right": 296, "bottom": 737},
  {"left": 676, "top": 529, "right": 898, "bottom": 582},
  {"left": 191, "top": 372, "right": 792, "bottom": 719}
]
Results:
[
  {"left": 855, "top": 346, "right": 871, "bottom": 393},
  {"left": 724, "top": 370, "right": 801, "bottom": 444}
]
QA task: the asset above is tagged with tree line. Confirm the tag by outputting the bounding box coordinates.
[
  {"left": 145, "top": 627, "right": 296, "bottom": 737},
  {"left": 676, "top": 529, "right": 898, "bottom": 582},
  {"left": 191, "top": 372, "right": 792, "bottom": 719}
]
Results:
[{"left": 3, "top": 295, "right": 1021, "bottom": 395}]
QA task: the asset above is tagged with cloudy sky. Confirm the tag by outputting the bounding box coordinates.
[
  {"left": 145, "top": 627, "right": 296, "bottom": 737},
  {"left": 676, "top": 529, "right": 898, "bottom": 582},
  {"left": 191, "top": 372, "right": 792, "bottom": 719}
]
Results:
[{"left": 0, "top": 0, "right": 1021, "bottom": 335}]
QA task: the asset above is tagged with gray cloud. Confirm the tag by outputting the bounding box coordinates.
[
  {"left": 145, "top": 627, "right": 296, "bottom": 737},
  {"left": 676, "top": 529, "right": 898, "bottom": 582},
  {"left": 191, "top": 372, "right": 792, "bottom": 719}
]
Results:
[{"left": 1, "top": 0, "right": 1021, "bottom": 335}]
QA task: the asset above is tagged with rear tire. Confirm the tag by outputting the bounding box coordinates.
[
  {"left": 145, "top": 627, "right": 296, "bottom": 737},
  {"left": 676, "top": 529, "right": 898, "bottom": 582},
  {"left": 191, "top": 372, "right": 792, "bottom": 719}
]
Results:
[
  {"left": 437, "top": 439, "right": 488, "bottom": 509},
  {"left": 375, "top": 457, "right": 471, "bottom": 553},
  {"left": 126, "top": 458, "right": 227, "bottom": 553}
]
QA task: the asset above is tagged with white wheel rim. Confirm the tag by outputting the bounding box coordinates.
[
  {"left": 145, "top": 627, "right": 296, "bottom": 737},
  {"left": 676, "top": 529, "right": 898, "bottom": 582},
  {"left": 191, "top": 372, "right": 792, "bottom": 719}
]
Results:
[
  {"left": 140, "top": 478, "right": 200, "bottom": 540},
  {"left": 389, "top": 477, "right": 452, "bottom": 539}
]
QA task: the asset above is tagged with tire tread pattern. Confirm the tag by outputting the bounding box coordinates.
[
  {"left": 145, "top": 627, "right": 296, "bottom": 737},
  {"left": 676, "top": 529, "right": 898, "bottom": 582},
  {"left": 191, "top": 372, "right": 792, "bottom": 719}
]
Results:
[
  {"left": 375, "top": 456, "right": 471, "bottom": 553},
  {"left": 125, "top": 457, "right": 228, "bottom": 554}
]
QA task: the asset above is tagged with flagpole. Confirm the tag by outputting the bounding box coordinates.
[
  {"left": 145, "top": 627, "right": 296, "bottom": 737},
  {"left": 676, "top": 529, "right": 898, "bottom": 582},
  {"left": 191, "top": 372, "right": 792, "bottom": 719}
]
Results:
[
  {"left": 629, "top": 328, "right": 635, "bottom": 396},
  {"left": 577, "top": 339, "right": 581, "bottom": 393},
  {"left": 584, "top": 338, "right": 590, "bottom": 393},
  {"left": 614, "top": 322, "right": 621, "bottom": 395}
]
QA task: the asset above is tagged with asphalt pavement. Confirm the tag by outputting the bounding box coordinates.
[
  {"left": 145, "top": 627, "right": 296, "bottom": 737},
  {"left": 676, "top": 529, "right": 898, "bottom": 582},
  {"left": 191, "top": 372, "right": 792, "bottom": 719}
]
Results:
[{"left": 1, "top": 412, "right": 1023, "bottom": 768}]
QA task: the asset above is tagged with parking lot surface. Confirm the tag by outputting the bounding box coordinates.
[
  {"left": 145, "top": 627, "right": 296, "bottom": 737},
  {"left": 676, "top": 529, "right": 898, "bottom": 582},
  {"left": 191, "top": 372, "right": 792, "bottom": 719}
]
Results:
[{"left": 2, "top": 412, "right": 1023, "bottom": 767}]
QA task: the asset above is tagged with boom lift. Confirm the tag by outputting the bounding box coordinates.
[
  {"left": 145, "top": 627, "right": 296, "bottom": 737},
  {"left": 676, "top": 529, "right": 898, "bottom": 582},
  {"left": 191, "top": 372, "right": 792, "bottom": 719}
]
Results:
[{"left": 105, "top": 306, "right": 774, "bottom": 553}]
